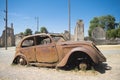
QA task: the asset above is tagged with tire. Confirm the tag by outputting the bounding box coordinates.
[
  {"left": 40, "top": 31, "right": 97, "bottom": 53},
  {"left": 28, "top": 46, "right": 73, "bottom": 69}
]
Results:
[
  {"left": 17, "top": 56, "right": 27, "bottom": 65},
  {"left": 79, "top": 62, "right": 87, "bottom": 71}
]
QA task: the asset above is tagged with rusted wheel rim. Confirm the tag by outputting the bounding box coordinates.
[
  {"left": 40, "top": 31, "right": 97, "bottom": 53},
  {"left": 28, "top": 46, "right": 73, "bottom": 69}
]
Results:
[
  {"left": 18, "top": 57, "right": 27, "bottom": 65},
  {"left": 79, "top": 63, "right": 87, "bottom": 71}
]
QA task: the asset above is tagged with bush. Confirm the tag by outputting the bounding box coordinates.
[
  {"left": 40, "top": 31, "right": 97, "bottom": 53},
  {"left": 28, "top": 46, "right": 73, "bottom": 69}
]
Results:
[
  {"left": 116, "top": 28, "right": 120, "bottom": 38},
  {"left": 106, "top": 28, "right": 120, "bottom": 39}
]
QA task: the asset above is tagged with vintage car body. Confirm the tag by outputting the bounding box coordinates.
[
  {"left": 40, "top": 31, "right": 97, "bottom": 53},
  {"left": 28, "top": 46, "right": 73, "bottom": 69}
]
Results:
[{"left": 12, "top": 33, "right": 106, "bottom": 70}]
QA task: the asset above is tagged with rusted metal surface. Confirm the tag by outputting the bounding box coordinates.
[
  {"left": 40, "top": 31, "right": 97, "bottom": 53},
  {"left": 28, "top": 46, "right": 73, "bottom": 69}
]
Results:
[{"left": 13, "top": 33, "right": 106, "bottom": 69}]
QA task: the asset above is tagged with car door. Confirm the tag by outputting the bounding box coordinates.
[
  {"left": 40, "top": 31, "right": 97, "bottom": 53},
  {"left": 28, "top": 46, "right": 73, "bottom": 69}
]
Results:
[
  {"left": 35, "top": 35, "right": 58, "bottom": 63},
  {"left": 20, "top": 36, "right": 36, "bottom": 62}
]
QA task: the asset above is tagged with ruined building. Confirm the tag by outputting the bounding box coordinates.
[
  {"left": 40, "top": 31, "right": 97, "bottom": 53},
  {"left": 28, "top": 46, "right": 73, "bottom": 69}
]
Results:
[
  {"left": 0, "top": 23, "right": 15, "bottom": 47},
  {"left": 74, "top": 20, "right": 84, "bottom": 41},
  {"left": 92, "top": 27, "right": 106, "bottom": 40}
]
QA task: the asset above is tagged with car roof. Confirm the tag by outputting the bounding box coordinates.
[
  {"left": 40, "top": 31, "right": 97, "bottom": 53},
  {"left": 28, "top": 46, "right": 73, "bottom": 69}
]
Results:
[{"left": 23, "top": 33, "right": 63, "bottom": 39}]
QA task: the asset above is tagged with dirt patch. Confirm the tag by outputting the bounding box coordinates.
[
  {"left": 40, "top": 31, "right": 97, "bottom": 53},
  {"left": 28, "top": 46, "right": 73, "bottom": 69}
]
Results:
[
  {"left": 0, "top": 46, "right": 120, "bottom": 80},
  {"left": 97, "top": 45, "right": 120, "bottom": 50}
]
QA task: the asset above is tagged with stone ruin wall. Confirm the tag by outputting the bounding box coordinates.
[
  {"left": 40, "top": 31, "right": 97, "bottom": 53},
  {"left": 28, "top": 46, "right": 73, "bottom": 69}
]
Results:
[{"left": 74, "top": 20, "right": 84, "bottom": 41}]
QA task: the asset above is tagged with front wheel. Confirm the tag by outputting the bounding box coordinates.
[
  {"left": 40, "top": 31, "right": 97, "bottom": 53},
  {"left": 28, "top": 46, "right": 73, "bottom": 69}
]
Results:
[
  {"left": 13, "top": 56, "right": 27, "bottom": 66},
  {"left": 18, "top": 57, "right": 27, "bottom": 65}
]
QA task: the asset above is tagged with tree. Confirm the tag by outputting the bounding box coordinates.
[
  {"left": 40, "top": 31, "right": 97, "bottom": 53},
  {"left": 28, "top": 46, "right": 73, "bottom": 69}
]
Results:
[
  {"left": 24, "top": 28, "right": 32, "bottom": 36},
  {"left": 116, "top": 28, "right": 120, "bottom": 38},
  {"left": 110, "top": 29, "right": 116, "bottom": 38},
  {"left": 106, "top": 30, "right": 111, "bottom": 39},
  {"left": 88, "top": 15, "right": 115, "bottom": 37},
  {"left": 19, "top": 32, "right": 24, "bottom": 35},
  {"left": 40, "top": 27, "right": 48, "bottom": 33},
  {"left": 89, "top": 17, "right": 99, "bottom": 37},
  {"left": 106, "top": 28, "right": 120, "bottom": 39},
  {"left": 34, "top": 31, "right": 40, "bottom": 34},
  {"left": 119, "top": 22, "right": 120, "bottom": 28}
]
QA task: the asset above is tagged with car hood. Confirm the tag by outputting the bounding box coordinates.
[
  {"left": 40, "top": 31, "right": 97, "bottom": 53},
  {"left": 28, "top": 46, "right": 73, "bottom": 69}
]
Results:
[{"left": 56, "top": 41, "right": 93, "bottom": 46}]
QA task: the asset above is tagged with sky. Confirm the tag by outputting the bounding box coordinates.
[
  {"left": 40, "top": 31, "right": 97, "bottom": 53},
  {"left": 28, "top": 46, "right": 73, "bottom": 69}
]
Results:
[{"left": 0, "top": 0, "right": 120, "bottom": 36}]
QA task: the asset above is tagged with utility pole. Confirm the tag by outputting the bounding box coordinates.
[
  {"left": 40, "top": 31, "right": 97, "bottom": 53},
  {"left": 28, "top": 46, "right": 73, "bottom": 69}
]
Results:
[
  {"left": 5, "top": 0, "right": 8, "bottom": 50},
  {"left": 68, "top": 0, "right": 71, "bottom": 40},
  {"left": 35, "top": 17, "right": 39, "bottom": 32}
]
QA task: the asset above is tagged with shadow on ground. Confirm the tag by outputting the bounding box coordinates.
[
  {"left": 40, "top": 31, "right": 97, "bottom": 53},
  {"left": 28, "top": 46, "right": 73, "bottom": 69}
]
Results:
[
  {"left": 94, "top": 63, "right": 112, "bottom": 74},
  {"left": 12, "top": 62, "right": 112, "bottom": 74}
]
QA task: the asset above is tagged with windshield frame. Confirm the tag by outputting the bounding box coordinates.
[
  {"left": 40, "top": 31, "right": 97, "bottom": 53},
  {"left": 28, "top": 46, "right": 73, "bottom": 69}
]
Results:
[{"left": 50, "top": 34, "right": 66, "bottom": 42}]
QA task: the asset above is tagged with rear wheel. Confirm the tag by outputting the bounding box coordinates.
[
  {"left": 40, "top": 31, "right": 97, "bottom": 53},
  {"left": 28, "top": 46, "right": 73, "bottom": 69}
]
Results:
[
  {"left": 79, "top": 62, "right": 87, "bottom": 71},
  {"left": 63, "top": 52, "right": 93, "bottom": 70}
]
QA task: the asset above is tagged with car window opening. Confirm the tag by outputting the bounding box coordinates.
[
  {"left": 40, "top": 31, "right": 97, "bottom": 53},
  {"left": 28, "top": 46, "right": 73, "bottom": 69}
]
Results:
[
  {"left": 36, "top": 36, "right": 51, "bottom": 45},
  {"left": 21, "top": 37, "right": 34, "bottom": 47},
  {"left": 51, "top": 35, "right": 66, "bottom": 42}
]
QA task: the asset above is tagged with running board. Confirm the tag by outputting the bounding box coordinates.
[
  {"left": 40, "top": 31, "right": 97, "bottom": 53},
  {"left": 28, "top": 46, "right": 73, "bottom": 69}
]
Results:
[{"left": 29, "top": 62, "right": 57, "bottom": 67}]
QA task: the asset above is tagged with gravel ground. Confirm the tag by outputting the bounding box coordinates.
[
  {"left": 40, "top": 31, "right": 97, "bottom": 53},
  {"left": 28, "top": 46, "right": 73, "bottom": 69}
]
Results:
[{"left": 0, "top": 46, "right": 120, "bottom": 80}]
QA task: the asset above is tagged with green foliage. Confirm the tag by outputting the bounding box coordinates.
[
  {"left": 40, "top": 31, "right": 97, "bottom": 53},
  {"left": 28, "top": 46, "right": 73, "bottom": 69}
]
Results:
[
  {"left": 116, "top": 28, "right": 120, "bottom": 37},
  {"left": 118, "top": 30, "right": 120, "bottom": 37},
  {"left": 19, "top": 32, "right": 24, "bottom": 35},
  {"left": 89, "top": 15, "right": 115, "bottom": 37},
  {"left": 88, "top": 29, "right": 92, "bottom": 37},
  {"left": 106, "top": 28, "right": 120, "bottom": 39},
  {"left": 106, "top": 30, "right": 111, "bottom": 39},
  {"left": 119, "top": 22, "right": 120, "bottom": 28},
  {"left": 106, "top": 15, "right": 115, "bottom": 29},
  {"left": 40, "top": 27, "right": 48, "bottom": 33},
  {"left": 24, "top": 28, "right": 32, "bottom": 36},
  {"left": 110, "top": 29, "right": 116, "bottom": 38},
  {"left": 34, "top": 31, "right": 40, "bottom": 34},
  {"left": 89, "top": 17, "right": 99, "bottom": 37}
]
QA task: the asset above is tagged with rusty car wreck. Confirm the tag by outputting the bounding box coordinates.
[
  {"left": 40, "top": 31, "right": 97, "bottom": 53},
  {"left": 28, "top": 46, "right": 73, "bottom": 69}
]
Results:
[{"left": 12, "top": 33, "right": 106, "bottom": 70}]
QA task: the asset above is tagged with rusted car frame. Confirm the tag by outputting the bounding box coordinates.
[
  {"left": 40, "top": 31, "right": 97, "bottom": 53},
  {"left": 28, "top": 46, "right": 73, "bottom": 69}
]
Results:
[{"left": 12, "top": 33, "right": 106, "bottom": 70}]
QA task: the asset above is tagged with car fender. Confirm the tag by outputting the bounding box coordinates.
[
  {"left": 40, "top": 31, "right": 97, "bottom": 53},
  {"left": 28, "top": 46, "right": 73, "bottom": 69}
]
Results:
[{"left": 57, "top": 47, "right": 99, "bottom": 67}]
